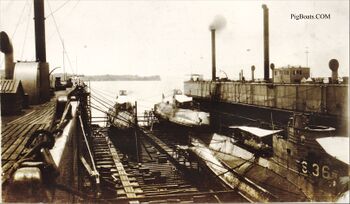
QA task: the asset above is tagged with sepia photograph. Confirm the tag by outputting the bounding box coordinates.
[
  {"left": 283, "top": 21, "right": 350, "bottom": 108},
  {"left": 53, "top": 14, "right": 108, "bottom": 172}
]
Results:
[{"left": 1, "top": 0, "right": 349, "bottom": 203}]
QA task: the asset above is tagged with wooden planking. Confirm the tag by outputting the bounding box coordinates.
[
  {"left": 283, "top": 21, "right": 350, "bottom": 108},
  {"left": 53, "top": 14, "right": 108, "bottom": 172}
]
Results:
[
  {"left": 1, "top": 100, "right": 57, "bottom": 182},
  {"left": 7, "top": 101, "right": 56, "bottom": 126},
  {"left": 1, "top": 161, "right": 14, "bottom": 176},
  {"left": 1, "top": 125, "right": 28, "bottom": 147},
  {"left": 2, "top": 124, "right": 42, "bottom": 160},
  {"left": 1, "top": 124, "right": 28, "bottom": 145},
  {"left": 9, "top": 124, "right": 47, "bottom": 161},
  {"left": 5, "top": 110, "right": 36, "bottom": 124},
  {"left": 1, "top": 124, "right": 35, "bottom": 151},
  {"left": 1, "top": 123, "right": 20, "bottom": 137}
]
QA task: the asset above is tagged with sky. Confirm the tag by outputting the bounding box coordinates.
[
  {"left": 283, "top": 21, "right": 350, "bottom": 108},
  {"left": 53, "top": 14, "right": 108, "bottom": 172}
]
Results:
[{"left": 0, "top": 0, "right": 349, "bottom": 79}]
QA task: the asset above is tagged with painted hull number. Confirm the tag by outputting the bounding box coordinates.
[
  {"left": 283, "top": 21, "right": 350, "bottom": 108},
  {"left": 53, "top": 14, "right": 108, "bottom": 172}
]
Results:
[{"left": 301, "top": 161, "right": 331, "bottom": 179}]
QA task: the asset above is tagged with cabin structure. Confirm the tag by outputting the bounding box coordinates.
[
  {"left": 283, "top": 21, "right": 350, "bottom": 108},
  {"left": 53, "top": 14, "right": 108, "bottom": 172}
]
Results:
[
  {"left": 273, "top": 66, "right": 310, "bottom": 83},
  {"left": 0, "top": 79, "right": 25, "bottom": 115}
]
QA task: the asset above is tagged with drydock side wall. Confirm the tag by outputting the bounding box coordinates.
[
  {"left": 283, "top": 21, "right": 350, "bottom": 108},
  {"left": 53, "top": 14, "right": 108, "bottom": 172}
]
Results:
[
  {"left": 184, "top": 81, "right": 348, "bottom": 117},
  {"left": 184, "top": 81, "right": 348, "bottom": 133}
]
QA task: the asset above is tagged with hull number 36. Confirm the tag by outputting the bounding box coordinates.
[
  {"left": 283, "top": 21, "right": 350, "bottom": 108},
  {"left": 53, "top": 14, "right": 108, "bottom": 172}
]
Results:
[{"left": 301, "top": 161, "right": 331, "bottom": 179}]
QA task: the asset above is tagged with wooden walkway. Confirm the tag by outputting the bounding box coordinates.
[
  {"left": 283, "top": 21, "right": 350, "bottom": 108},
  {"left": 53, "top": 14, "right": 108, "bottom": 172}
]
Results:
[{"left": 1, "top": 100, "right": 56, "bottom": 181}]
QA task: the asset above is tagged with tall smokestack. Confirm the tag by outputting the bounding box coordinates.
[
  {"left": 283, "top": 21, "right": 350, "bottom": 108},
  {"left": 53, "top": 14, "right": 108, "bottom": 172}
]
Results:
[
  {"left": 211, "top": 29, "right": 216, "bottom": 81},
  {"left": 209, "top": 15, "right": 226, "bottom": 81},
  {"left": 34, "top": 0, "right": 46, "bottom": 62},
  {"left": 262, "top": 4, "right": 269, "bottom": 81},
  {"left": 0, "top": 31, "right": 14, "bottom": 79}
]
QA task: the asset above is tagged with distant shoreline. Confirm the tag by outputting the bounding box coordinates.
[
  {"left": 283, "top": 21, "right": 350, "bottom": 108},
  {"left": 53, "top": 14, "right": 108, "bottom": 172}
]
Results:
[
  {"left": 0, "top": 70, "right": 162, "bottom": 81},
  {"left": 52, "top": 73, "right": 161, "bottom": 81},
  {"left": 85, "top": 79, "right": 161, "bottom": 81}
]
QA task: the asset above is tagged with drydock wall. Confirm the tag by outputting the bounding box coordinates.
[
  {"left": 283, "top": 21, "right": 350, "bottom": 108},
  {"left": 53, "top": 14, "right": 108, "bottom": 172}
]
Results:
[{"left": 184, "top": 81, "right": 348, "bottom": 120}]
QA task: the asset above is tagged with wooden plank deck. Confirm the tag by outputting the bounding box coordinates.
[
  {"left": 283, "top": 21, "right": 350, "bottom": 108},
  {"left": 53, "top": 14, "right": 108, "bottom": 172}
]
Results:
[{"left": 1, "top": 100, "right": 56, "bottom": 180}]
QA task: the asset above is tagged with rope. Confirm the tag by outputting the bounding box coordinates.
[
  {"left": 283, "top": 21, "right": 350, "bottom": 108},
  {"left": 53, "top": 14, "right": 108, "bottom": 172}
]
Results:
[
  {"left": 46, "top": 0, "right": 75, "bottom": 75},
  {"left": 91, "top": 95, "right": 113, "bottom": 110},
  {"left": 11, "top": 0, "right": 29, "bottom": 39},
  {"left": 78, "top": 115, "right": 99, "bottom": 177},
  {"left": 20, "top": 0, "right": 32, "bottom": 59},
  {"left": 90, "top": 104, "right": 135, "bottom": 127},
  {"left": 66, "top": 0, "right": 80, "bottom": 17},
  {"left": 90, "top": 86, "right": 116, "bottom": 100},
  {"left": 90, "top": 88, "right": 115, "bottom": 105},
  {"left": 45, "top": 0, "right": 71, "bottom": 18}
]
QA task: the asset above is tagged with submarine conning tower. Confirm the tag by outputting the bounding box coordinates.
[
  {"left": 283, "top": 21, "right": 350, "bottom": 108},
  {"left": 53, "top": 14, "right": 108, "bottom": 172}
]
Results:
[{"left": 1, "top": 0, "right": 50, "bottom": 104}]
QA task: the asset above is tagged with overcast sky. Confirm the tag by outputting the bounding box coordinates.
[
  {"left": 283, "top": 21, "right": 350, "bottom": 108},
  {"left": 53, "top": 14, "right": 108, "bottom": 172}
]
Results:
[{"left": 0, "top": 0, "right": 349, "bottom": 79}]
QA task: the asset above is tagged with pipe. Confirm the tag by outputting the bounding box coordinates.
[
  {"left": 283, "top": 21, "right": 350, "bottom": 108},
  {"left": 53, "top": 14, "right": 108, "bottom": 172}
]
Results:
[
  {"left": 34, "top": 0, "right": 50, "bottom": 103},
  {"left": 251, "top": 65, "right": 255, "bottom": 81},
  {"left": 34, "top": 0, "right": 46, "bottom": 62},
  {"left": 329, "top": 59, "right": 339, "bottom": 83},
  {"left": 270, "top": 63, "right": 275, "bottom": 83},
  {"left": 211, "top": 29, "right": 216, "bottom": 81},
  {"left": 262, "top": 4, "right": 269, "bottom": 81},
  {"left": 0, "top": 31, "right": 14, "bottom": 79}
]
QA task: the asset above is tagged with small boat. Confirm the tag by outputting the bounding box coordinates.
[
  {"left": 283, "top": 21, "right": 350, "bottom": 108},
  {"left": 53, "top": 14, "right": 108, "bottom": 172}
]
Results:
[
  {"left": 153, "top": 89, "right": 210, "bottom": 129},
  {"left": 107, "top": 90, "right": 135, "bottom": 131}
]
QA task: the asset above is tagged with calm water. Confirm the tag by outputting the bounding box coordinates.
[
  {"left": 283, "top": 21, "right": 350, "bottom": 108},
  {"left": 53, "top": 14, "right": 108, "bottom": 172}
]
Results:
[{"left": 89, "top": 76, "right": 185, "bottom": 125}]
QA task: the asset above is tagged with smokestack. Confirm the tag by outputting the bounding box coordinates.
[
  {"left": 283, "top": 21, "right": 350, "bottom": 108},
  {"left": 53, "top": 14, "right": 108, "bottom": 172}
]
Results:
[
  {"left": 262, "top": 4, "right": 269, "bottom": 81},
  {"left": 251, "top": 65, "right": 255, "bottom": 81},
  {"left": 34, "top": 0, "right": 46, "bottom": 62},
  {"left": 0, "top": 31, "right": 14, "bottom": 79},
  {"left": 329, "top": 59, "right": 339, "bottom": 83},
  {"left": 209, "top": 15, "right": 226, "bottom": 81},
  {"left": 211, "top": 29, "right": 216, "bottom": 81}
]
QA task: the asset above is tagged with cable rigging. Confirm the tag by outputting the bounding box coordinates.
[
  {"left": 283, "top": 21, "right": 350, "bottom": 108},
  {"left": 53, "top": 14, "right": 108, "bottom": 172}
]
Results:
[
  {"left": 46, "top": 0, "right": 75, "bottom": 75},
  {"left": 20, "top": 0, "right": 33, "bottom": 59},
  {"left": 45, "top": 0, "right": 71, "bottom": 19},
  {"left": 11, "top": 0, "right": 29, "bottom": 39}
]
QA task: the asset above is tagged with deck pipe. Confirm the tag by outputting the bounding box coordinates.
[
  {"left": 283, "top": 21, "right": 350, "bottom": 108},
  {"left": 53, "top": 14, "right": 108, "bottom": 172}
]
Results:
[
  {"left": 329, "top": 59, "right": 339, "bottom": 83},
  {"left": 262, "top": 4, "right": 269, "bottom": 81},
  {"left": 211, "top": 29, "right": 216, "bottom": 81},
  {"left": 0, "top": 31, "right": 14, "bottom": 79},
  {"left": 251, "top": 65, "right": 255, "bottom": 81},
  {"left": 270, "top": 63, "right": 275, "bottom": 83}
]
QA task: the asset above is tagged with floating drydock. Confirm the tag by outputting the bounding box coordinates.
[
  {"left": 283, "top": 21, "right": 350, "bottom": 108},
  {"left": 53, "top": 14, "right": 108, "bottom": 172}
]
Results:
[
  {"left": 184, "top": 4, "right": 348, "bottom": 134},
  {"left": 184, "top": 80, "right": 348, "bottom": 133}
]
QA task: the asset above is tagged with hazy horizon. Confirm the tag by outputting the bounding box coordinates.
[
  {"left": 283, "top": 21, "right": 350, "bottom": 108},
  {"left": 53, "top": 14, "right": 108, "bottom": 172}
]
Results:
[{"left": 1, "top": 0, "right": 349, "bottom": 79}]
